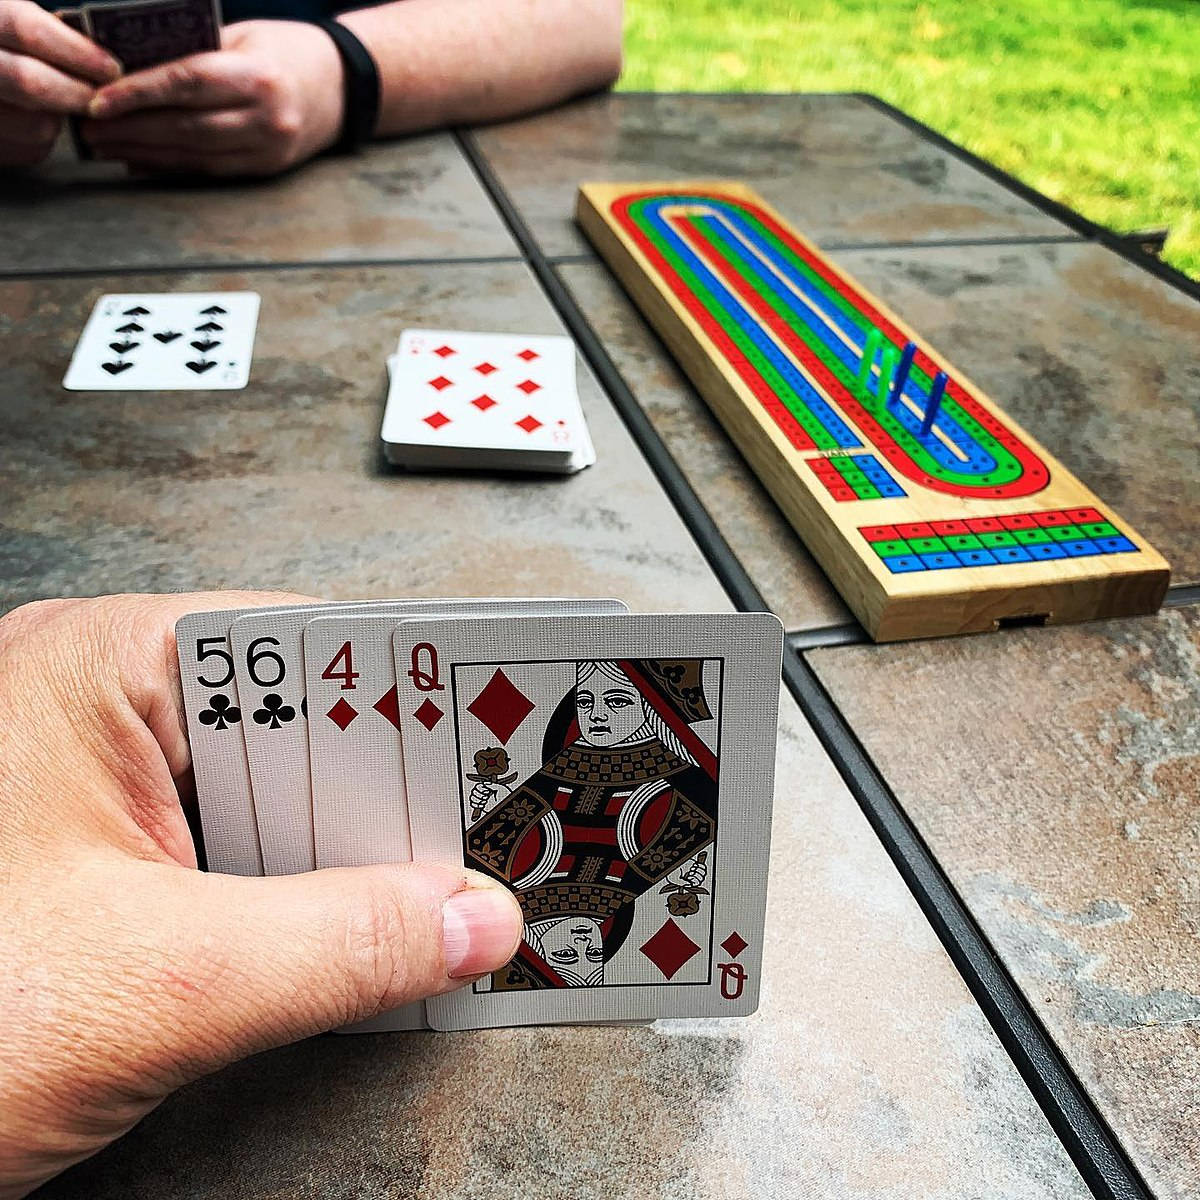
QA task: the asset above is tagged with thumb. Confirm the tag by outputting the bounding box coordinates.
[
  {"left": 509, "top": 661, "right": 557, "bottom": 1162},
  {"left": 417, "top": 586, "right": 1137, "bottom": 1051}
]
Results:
[{"left": 132, "top": 861, "right": 522, "bottom": 1077}]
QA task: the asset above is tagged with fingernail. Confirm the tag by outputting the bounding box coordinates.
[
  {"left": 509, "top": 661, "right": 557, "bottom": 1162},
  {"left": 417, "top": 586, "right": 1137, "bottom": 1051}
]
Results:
[
  {"left": 87, "top": 96, "right": 109, "bottom": 118},
  {"left": 442, "top": 884, "right": 521, "bottom": 979}
]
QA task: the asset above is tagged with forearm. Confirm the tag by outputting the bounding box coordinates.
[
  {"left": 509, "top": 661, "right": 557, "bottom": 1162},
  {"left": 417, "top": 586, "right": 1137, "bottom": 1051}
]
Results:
[{"left": 337, "top": 0, "right": 622, "bottom": 138}]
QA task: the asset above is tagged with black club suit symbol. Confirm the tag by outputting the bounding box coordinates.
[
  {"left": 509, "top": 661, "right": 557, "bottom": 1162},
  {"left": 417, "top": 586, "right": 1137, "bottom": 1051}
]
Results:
[
  {"left": 253, "top": 693, "right": 296, "bottom": 730},
  {"left": 198, "top": 694, "right": 241, "bottom": 730}
]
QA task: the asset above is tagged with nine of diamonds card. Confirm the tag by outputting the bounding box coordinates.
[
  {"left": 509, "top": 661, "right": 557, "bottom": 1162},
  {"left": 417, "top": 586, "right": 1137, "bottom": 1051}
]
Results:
[{"left": 63, "top": 293, "right": 260, "bottom": 390}]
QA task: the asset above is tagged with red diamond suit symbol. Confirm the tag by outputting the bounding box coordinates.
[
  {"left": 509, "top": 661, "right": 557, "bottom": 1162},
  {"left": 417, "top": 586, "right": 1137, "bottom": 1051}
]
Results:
[
  {"left": 326, "top": 698, "right": 358, "bottom": 731},
  {"left": 466, "top": 669, "right": 535, "bottom": 744},
  {"left": 413, "top": 698, "right": 444, "bottom": 732},
  {"left": 373, "top": 686, "right": 402, "bottom": 731},
  {"left": 720, "top": 931, "right": 748, "bottom": 959},
  {"left": 639, "top": 919, "right": 701, "bottom": 980}
]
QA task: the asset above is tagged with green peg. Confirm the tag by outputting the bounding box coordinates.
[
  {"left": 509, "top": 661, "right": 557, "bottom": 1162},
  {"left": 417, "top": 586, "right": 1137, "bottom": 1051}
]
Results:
[
  {"left": 876, "top": 345, "right": 899, "bottom": 407},
  {"left": 857, "top": 329, "right": 882, "bottom": 393}
]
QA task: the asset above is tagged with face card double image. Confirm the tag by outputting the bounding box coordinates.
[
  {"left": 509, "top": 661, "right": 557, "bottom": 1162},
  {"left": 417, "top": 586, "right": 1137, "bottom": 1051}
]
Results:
[
  {"left": 393, "top": 612, "right": 782, "bottom": 1030},
  {"left": 64, "top": 293, "right": 259, "bottom": 391}
]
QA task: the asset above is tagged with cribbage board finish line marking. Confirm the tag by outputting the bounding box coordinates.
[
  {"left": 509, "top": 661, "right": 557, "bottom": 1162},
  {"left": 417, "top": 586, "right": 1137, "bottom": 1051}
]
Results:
[{"left": 577, "top": 181, "right": 1170, "bottom": 641}]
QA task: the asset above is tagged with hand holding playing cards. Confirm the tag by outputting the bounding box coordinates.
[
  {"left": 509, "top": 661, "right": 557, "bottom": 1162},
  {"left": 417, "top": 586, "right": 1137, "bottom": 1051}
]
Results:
[
  {"left": 0, "top": 593, "right": 522, "bottom": 1198},
  {"left": 0, "top": 0, "right": 119, "bottom": 166},
  {"left": 82, "top": 19, "right": 344, "bottom": 176}
]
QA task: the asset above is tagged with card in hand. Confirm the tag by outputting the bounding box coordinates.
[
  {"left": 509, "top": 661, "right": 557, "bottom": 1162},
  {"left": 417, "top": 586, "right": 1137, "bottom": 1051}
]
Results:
[
  {"left": 85, "top": 0, "right": 221, "bottom": 72},
  {"left": 55, "top": 7, "right": 91, "bottom": 33},
  {"left": 177, "top": 604, "right": 274, "bottom": 876},
  {"left": 393, "top": 612, "right": 782, "bottom": 1030},
  {"left": 381, "top": 330, "right": 595, "bottom": 473},
  {"left": 64, "top": 293, "right": 259, "bottom": 391}
]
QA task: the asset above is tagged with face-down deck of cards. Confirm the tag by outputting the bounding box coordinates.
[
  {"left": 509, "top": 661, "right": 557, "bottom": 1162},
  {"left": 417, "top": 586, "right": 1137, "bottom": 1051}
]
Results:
[{"left": 178, "top": 598, "right": 782, "bottom": 1031}]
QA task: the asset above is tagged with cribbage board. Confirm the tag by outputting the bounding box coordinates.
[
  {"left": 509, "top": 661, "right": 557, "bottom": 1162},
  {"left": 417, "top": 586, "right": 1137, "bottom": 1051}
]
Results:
[{"left": 577, "top": 181, "right": 1170, "bottom": 641}]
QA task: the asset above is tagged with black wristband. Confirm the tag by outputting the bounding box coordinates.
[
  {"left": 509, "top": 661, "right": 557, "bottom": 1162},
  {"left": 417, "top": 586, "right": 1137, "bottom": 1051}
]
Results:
[{"left": 313, "top": 18, "right": 380, "bottom": 154}]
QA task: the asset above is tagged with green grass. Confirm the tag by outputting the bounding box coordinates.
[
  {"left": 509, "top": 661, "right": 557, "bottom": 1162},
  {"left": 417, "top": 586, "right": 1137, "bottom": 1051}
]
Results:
[{"left": 621, "top": 0, "right": 1200, "bottom": 279}]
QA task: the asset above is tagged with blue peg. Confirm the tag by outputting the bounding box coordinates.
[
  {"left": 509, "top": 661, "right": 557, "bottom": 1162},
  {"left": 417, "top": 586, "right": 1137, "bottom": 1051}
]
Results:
[
  {"left": 919, "top": 371, "right": 947, "bottom": 436},
  {"left": 889, "top": 341, "right": 917, "bottom": 405}
]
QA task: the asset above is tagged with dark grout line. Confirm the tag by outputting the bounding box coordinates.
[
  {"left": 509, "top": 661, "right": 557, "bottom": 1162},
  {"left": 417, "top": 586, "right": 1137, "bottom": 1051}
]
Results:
[
  {"left": 787, "top": 624, "right": 868, "bottom": 651},
  {"left": 783, "top": 650, "right": 1151, "bottom": 1200},
  {"left": 550, "top": 234, "right": 1088, "bottom": 268},
  {"left": 858, "top": 93, "right": 1200, "bottom": 304},
  {"left": 1164, "top": 584, "right": 1200, "bottom": 609},
  {"left": 456, "top": 120, "right": 1152, "bottom": 1200},
  {"left": 0, "top": 254, "right": 525, "bottom": 283},
  {"left": 608, "top": 90, "right": 864, "bottom": 101},
  {"left": 820, "top": 233, "right": 1086, "bottom": 253}
]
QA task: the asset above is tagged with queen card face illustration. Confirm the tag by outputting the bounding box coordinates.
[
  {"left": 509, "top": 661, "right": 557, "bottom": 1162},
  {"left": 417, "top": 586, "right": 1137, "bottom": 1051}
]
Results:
[
  {"left": 394, "top": 614, "right": 781, "bottom": 1030},
  {"left": 455, "top": 655, "right": 722, "bottom": 993}
]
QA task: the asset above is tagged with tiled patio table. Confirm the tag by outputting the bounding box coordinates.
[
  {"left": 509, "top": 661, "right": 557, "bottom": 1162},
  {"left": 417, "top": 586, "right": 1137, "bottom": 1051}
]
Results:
[{"left": 4, "top": 92, "right": 1196, "bottom": 1200}]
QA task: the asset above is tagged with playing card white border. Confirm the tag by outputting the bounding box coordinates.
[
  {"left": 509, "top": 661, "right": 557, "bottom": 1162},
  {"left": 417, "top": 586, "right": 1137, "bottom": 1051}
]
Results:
[{"left": 395, "top": 612, "right": 782, "bottom": 1030}]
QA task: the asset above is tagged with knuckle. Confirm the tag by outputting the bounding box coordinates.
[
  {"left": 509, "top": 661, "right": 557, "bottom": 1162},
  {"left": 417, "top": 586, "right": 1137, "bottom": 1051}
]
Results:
[
  {"left": 7, "top": 55, "right": 36, "bottom": 98},
  {"left": 250, "top": 66, "right": 284, "bottom": 103},
  {"left": 266, "top": 105, "right": 300, "bottom": 142},
  {"left": 340, "top": 884, "right": 411, "bottom": 1017},
  {"left": 163, "top": 61, "right": 200, "bottom": 98},
  {"left": 0, "top": 5, "right": 20, "bottom": 47}
]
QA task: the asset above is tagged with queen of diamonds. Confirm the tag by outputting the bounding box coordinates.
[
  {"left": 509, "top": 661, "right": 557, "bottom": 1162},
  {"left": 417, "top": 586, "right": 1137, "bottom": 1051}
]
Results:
[{"left": 464, "top": 658, "right": 719, "bottom": 990}]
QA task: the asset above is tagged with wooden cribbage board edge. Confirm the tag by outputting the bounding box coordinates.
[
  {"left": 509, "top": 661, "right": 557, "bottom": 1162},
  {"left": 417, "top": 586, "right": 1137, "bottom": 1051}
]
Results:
[{"left": 576, "top": 180, "right": 1170, "bottom": 640}]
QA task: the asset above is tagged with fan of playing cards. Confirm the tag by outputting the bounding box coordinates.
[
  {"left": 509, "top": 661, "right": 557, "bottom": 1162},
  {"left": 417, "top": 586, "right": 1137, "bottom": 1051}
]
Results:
[{"left": 178, "top": 598, "right": 782, "bottom": 1030}]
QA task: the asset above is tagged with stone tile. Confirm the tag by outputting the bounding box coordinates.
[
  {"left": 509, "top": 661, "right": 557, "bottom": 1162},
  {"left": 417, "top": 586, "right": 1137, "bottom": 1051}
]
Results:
[
  {"left": 558, "top": 262, "right": 853, "bottom": 633},
  {"left": 0, "top": 135, "right": 515, "bottom": 273},
  {"left": 468, "top": 93, "right": 1076, "bottom": 258},
  {"left": 808, "top": 606, "right": 1200, "bottom": 1199},
  {"left": 36, "top": 689, "right": 1087, "bottom": 1200},
  {"left": 829, "top": 241, "right": 1200, "bottom": 585},
  {"left": 0, "top": 262, "right": 728, "bottom": 615}
]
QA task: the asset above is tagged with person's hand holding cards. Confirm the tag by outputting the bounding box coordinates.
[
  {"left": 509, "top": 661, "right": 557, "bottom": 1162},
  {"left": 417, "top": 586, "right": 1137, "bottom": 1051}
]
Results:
[
  {"left": 0, "top": 0, "right": 119, "bottom": 166},
  {"left": 82, "top": 18, "right": 346, "bottom": 176},
  {"left": 177, "top": 595, "right": 781, "bottom": 1031},
  {"left": 0, "top": 592, "right": 524, "bottom": 1199}
]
